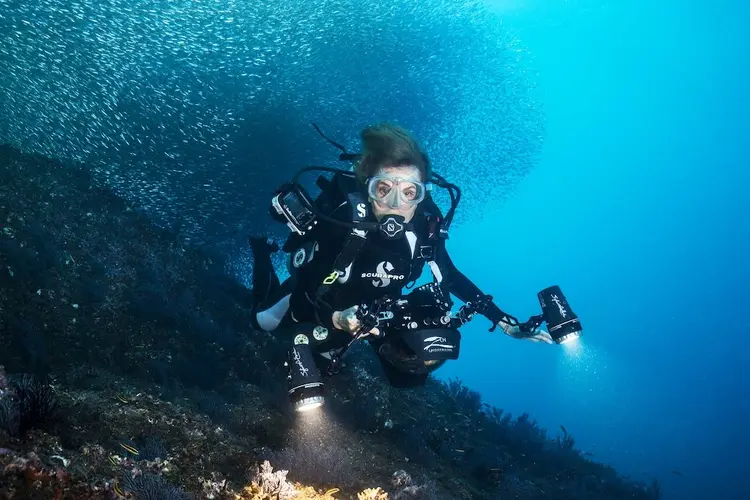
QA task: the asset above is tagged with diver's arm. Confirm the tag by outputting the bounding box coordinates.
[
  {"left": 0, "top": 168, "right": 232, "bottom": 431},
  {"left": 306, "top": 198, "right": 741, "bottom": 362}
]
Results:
[
  {"left": 286, "top": 202, "right": 352, "bottom": 331},
  {"left": 290, "top": 294, "right": 377, "bottom": 335},
  {"left": 431, "top": 246, "right": 553, "bottom": 343},
  {"left": 430, "top": 246, "right": 482, "bottom": 303},
  {"left": 288, "top": 290, "right": 337, "bottom": 329},
  {"left": 432, "top": 245, "right": 527, "bottom": 335}
]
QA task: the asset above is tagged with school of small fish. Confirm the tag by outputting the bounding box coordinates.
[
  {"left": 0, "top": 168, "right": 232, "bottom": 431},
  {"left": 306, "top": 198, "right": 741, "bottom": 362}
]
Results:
[{"left": 0, "top": 0, "right": 543, "bottom": 253}]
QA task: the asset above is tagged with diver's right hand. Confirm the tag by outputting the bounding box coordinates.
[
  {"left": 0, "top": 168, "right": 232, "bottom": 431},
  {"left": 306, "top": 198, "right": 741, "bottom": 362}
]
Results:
[
  {"left": 499, "top": 321, "right": 554, "bottom": 344},
  {"left": 332, "top": 306, "right": 381, "bottom": 337}
]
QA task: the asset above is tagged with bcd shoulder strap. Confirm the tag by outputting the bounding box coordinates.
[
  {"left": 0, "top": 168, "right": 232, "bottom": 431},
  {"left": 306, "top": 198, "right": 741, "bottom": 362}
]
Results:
[{"left": 314, "top": 191, "right": 370, "bottom": 301}]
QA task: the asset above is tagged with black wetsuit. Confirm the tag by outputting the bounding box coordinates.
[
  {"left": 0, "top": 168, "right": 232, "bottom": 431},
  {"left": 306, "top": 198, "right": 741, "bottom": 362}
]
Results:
[{"left": 250, "top": 200, "right": 506, "bottom": 353}]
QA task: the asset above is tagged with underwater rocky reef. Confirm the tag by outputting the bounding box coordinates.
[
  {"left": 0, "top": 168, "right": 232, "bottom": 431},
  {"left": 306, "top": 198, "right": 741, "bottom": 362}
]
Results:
[{"left": 0, "top": 145, "right": 661, "bottom": 499}]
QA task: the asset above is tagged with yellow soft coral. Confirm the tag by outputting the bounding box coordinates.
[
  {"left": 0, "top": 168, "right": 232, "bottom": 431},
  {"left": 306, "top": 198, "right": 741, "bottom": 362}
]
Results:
[
  {"left": 236, "top": 483, "right": 341, "bottom": 500},
  {"left": 235, "top": 484, "right": 274, "bottom": 500},
  {"left": 237, "top": 483, "right": 389, "bottom": 500},
  {"left": 358, "top": 487, "right": 388, "bottom": 500},
  {"left": 236, "top": 460, "right": 388, "bottom": 500},
  {"left": 293, "top": 485, "right": 340, "bottom": 499}
]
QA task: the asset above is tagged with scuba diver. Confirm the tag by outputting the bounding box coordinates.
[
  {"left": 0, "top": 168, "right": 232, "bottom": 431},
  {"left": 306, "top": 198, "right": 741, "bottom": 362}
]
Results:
[{"left": 249, "top": 123, "right": 581, "bottom": 409}]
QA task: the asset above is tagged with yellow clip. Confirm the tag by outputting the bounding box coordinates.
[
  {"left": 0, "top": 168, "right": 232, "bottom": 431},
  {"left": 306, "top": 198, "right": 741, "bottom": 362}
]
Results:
[
  {"left": 119, "top": 443, "right": 139, "bottom": 456},
  {"left": 324, "top": 488, "right": 340, "bottom": 497},
  {"left": 322, "top": 271, "right": 339, "bottom": 285}
]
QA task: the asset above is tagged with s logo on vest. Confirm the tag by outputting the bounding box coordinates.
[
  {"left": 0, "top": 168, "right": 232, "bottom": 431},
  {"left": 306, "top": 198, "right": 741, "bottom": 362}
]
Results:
[
  {"left": 362, "top": 261, "right": 406, "bottom": 288},
  {"left": 292, "top": 248, "right": 306, "bottom": 268},
  {"left": 291, "top": 241, "right": 317, "bottom": 269},
  {"left": 357, "top": 203, "right": 367, "bottom": 219}
]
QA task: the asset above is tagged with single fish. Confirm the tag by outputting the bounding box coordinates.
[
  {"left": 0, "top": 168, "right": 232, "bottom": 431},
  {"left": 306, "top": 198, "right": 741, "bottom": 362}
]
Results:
[
  {"left": 113, "top": 479, "right": 126, "bottom": 497},
  {"left": 119, "top": 442, "right": 139, "bottom": 456}
]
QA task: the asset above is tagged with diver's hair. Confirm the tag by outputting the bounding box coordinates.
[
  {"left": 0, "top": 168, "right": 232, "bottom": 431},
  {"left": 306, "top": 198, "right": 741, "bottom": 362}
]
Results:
[{"left": 355, "top": 123, "right": 431, "bottom": 185}]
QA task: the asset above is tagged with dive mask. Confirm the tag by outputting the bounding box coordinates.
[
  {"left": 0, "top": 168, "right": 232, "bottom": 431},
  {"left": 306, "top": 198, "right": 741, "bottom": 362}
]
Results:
[{"left": 366, "top": 174, "right": 427, "bottom": 208}]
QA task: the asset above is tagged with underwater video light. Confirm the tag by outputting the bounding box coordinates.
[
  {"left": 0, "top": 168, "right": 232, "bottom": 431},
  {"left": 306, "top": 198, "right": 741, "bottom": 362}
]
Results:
[
  {"left": 286, "top": 337, "right": 325, "bottom": 413},
  {"left": 538, "top": 286, "right": 582, "bottom": 344}
]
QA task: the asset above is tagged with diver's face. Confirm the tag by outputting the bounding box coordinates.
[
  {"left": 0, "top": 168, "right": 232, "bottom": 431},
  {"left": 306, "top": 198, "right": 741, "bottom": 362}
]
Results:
[{"left": 368, "top": 165, "right": 423, "bottom": 223}]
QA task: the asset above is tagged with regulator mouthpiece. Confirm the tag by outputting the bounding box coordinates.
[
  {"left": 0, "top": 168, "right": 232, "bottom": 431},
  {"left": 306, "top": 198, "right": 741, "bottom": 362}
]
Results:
[{"left": 538, "top": 286, "right": 582, "bottom": 345}]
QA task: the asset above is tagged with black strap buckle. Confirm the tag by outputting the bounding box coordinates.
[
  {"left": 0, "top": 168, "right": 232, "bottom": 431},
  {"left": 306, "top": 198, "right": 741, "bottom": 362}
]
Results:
[{"left": 418, "top": 245, "right": 434, "bottom": 260}]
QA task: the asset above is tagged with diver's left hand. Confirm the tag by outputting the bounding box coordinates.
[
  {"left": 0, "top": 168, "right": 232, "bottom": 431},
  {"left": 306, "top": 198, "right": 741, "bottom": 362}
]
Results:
[
  {"left": 332, "top": 306, "right": 382, "bottom": 337},
  {"left": 498, "top": 322, "right": 554, "bottom": 344},
  {"left": 524, "top": 328, "right": 554, "bottom": 344}
]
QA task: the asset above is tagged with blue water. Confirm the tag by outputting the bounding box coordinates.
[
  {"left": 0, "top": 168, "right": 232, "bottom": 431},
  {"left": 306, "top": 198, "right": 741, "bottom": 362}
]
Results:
[
  {"left": 2, "top": 0, "right": 749, "bottom": 498},
  {"left": 436, "top": 1, "right": 750, "bottom": 499}
]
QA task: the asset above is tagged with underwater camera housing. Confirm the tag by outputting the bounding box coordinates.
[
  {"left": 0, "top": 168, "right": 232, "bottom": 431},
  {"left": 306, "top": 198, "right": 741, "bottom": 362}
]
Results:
[
  {"left": 284, "top": 282, "right": 473, "bottom": 411},
  {"left": 284, "top": 284, "right": 582, "bottom": 412},
  {"left": 271, "top": 185, "right": 317, "bottom": 235}
]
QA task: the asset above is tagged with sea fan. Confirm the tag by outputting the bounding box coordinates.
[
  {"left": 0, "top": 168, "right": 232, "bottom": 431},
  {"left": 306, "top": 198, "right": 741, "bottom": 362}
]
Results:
[
  {"left": 137, "top": 435, "right": 169, "bottom": 461},
  {"left": 0, "top": 397, "right": 22, "bottom": 438},
  {"left": 0, "top": 374, "right": 57, "bottom": 437},
  {"left": 119, "top": 473, "right": 193, "bottom": 500},
  {"left": 13, "top": 375, "right": 58, "bottom": 430},
  {"left": 0, "top": 365, "right": 8, "bottom": 393}
]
